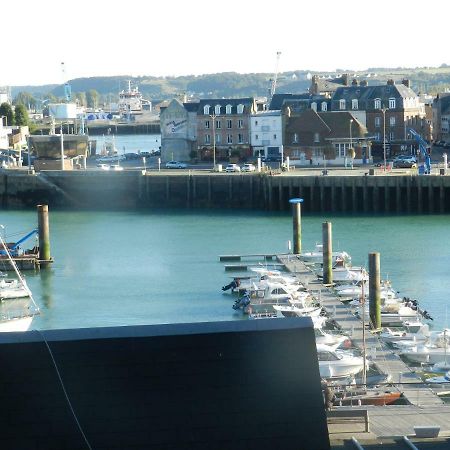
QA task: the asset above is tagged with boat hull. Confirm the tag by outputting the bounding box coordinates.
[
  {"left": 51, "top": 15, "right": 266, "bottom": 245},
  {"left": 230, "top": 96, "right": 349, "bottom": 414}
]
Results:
[{"left": 0, "top": 316, "right": 33, "bottom": 332}]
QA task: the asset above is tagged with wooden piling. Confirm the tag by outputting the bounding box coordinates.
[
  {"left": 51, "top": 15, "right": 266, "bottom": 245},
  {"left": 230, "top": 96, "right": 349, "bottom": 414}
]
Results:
[
  {"left": 322, "top": 222, "right": 332, "bottom": 285},
  {"left": 289, "top": 198, "right": 303, "bottom": 254},
  {"left": 37, "top": 204, "right": 51, "bottom": 265},
  {"left": 369, "top": 252, "right": 381, "bottom": 330}
]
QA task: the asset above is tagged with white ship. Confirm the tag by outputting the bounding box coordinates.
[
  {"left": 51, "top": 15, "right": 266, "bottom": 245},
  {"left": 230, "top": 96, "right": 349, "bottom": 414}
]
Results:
[{"left": 118, "top": 81, "right": 151, "bottom": 116}]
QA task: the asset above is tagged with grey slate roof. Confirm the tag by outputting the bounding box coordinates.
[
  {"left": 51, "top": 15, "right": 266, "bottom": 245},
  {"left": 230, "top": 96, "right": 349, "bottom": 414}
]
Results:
[{"left": 197, "top": 97, "right": 255, "bottom": 114}]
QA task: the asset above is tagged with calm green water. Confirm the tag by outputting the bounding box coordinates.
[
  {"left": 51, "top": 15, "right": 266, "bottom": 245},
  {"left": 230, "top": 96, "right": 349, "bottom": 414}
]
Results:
[{"left": 1, "top": 210, "right": 450, "bottom": 330}]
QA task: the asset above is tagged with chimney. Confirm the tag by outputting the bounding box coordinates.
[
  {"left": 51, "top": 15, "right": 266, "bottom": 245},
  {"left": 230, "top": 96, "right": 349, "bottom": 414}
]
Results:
[
  {"left": 352, "top": 79, "right": 358, "bottom": 86},
  {"left": 342, "top": 74, "right": 349, "bottom": 86},
  {"left": 402, "top": 79, "right": 411, "bottom": 88},
  {"left": 387, "top": 79, "right": 395, "bottom": 85},
  {"left": 360, "top": 80, "right": 368, "bottom": 87}
]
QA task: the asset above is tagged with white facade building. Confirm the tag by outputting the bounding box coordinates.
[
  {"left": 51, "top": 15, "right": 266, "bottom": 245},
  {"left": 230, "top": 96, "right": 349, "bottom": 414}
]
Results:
[
  {"left": 250, "top": 110, "right": 283, "bottom": 157},
  {"left": 0, "top": 120, "right": 8, "bottom": 149}
]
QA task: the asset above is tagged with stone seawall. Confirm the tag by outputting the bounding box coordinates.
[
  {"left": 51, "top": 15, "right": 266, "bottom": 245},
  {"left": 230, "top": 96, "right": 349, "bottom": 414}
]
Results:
[{"left": 2, "top": 170, "right": 450, "bottom": 213}]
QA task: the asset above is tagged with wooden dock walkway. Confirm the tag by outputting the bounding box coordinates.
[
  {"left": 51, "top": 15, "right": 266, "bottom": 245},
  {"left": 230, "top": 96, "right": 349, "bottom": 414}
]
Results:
[{"left": 278, "top": 254, "right": 444, "bottom": 408}]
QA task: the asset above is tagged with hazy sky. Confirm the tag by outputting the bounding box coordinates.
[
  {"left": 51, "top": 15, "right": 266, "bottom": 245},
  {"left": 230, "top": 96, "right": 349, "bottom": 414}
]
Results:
[{"left": 2, "top": 0, "right": 449, "bottom": 86}]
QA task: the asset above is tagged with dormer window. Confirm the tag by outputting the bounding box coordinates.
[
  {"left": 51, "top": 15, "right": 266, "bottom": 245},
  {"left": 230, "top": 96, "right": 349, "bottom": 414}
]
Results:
[
  {"left": 215, "top": 105, "right": 221, "bottom": 115},
  {"left": 311, "top": 102, "right": 317, "bottom": 112},
  {"left": 314, "top": 133, "right": 320, "bottom": 143},
  {"left": 339, "top": 99, "right": 346, "bottom": 110},
  {"left": 389, "top": 98, "right": 396, "bottom": 109},
  {"left": 226, "top": 104, "right": 232, "bottom": 114},
  {"left": 374, "top": 98, "right": 381, "bottom": 109},
  {"left": 237, "top": 104, "right": 244, "bottom": 114},
  {"left": 203, "top": 104, "right": 210, "bottom": 115},
  {"left": 352, "top": 99, "right": 358, "bottom": 110},
  {"left": 321, "top": 102, "right": 327, "bottom": 112}
]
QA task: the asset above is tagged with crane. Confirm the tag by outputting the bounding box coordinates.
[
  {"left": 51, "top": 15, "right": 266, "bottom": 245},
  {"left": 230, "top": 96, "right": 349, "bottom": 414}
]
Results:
[
  {"left": 269, "top": 51, "right": 282, "bottom": 99},
  {"left": 407, "top": 128, "right": 431, "bottom": 174},
  {"left": 61, "top": 61, "right": 71, "bottom": 102}
]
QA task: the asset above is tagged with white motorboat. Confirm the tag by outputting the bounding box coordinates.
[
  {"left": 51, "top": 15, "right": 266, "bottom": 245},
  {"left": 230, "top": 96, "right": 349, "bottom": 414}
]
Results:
[
  {"left": 248, "top": 281, "right": 311, "bottom": 304},
  {"left": 316, "top": 344, "right": 367, "bottom": 378},
  {"left": 0, "top": 315, "right": 33, "bottom": 332},
  {"left": 400, "top": 329, "right": 450, "bottom": 364},
  {"left": 380, "top": 325, "right": 430, "bottom": 345},
  {"left": 273, "top": 304, "right": 322, "bottom": 318},
  {"left": 315, "top": 328, "right": 349, "bottom": 348},
  {"left": 299, "top": 244, "right": 351, "bottom": 265},
  {"left": 0, "top": 278, "right": 30, "bottom": 299}
]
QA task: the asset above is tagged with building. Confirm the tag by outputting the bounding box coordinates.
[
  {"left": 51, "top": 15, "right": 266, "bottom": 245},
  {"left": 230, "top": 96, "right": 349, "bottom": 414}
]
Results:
[
  {"left": 250, "top": 110, "right": 283, "bottom": 158},
  {"left": 160, "top": 98, "right": 199, "bottom": 162},
  {"left": 197, "top": 98, "right": 256, "bottom": 162},
  {"left": 309, "top": 73, "right": 352, "bottom": 97},
  {"left": 284, "top": 108, "right": 371, "bottom": 166},
  {"left": 331, "top": 79, "right": 429, "bottom": 158},
  {"left": 432, "top": 93, "right": 450, "bottom": 143}
]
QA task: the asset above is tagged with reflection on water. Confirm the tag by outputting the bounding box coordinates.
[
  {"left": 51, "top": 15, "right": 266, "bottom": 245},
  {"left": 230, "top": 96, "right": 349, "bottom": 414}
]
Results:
[{"left": 38, "top": 268, "right": 53, "bottom": 309}]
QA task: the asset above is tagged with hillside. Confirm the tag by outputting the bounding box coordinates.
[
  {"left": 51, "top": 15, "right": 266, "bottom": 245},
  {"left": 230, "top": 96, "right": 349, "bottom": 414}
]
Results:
[{"left": 9, "top": 66, "right": 450, "bottom": 104}]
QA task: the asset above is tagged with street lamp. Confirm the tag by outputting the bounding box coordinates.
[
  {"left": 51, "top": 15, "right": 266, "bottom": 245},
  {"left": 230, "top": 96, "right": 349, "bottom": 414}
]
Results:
[
  {"left": 381, "top": 108, "right": 387, "bottom": 171},
  {"left": 349, "top": 119, "right": 354, "bottom": 169},
  {"left": 210, "top": 114, "right": 217, "bottom": 169}
]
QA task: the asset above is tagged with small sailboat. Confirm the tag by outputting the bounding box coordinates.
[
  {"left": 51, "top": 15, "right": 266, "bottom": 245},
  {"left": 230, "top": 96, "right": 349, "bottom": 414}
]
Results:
[{"left": 0, "top": 236, "right": 39, "bottom": 332}]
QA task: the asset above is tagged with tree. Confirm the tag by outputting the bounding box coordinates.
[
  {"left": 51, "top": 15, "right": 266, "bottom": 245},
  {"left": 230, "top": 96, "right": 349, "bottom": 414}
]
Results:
[
  {"left": 14, "top": 104, "right": 29, "bottom": 126},
  {"left": 13, "top": 92, "right": 36, "bottom": 110},
  {"left": 0, "top": 103, "right": 14, "bottom": 127},
  {"left": 86, "top": 89, "right": 99, "bottom": 109}
]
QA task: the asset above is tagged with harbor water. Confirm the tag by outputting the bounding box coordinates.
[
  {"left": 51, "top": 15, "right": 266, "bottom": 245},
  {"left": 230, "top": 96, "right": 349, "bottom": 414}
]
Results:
[{"left": 1, "top": 209, "right": 449, "bottom": 331}]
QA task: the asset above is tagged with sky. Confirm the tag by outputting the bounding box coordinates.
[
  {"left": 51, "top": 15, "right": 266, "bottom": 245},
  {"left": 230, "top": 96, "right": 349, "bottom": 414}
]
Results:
[{"left": 2, "top": 0, "right": 449, "bottom": 87}]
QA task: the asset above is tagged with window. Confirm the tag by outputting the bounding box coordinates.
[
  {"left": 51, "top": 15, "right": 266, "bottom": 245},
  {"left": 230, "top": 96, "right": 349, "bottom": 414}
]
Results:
[
  {"left": 314, "top": 133, "right": 320, "bottom": 143},
  {"left": 389, "top": 116, "right": 396, "bottom": 126},
  {"left": 273, "top": 134, "right": 277, "bottom": 140},
  {"left": 237, "top": 104, "right": 244, "bottom": 114},
  {"left": 389, "top": 131, "right": 395, "bottom": 140},
  {"left": 375, "top": 132, "right": 381, "bottom": 140},
  {"left": 375, "top": 117, "right": 381, "bottom": 127},
  {"left": 227, "top": 119, "right": 232, "bottom": 129},
  {"left": 216, "top": 120, "right": 221, "bottom": 129},
  {"left": 352, "top": 99, "right": 358, "bottom": 110},
  {"left": 216, "top": 134, "right": 221, "bottom": 144},
  {"left": 321, "top": 102, "right": 327, "bottom": 112},
  {"left": 226, "top": 104, "right": 232, "bottom": 114},
  {"left": 227, "top": 134, "right": 232, "bottom": 144},
  {"left": 293, "top": 133, "right": 298, "bottom": 144},
  {"left": 255, "top": 120, "right": 258, "bottom": 126},
  {"left": 215, "top": 104, "right": 221, "bottom": 114},
  {"left": 389, "top": 98, "right": 396, "bottom": 109},
  {"left": 205, "top": 120, "right": 210, "bottom": 129},
  {"left": 238, "top": 119, "right": 243, "bottom": 128},
  {"left": 255, "top": 134, "right": 259, "bottom": 140},
  {"left": 238, "top": 133, "right": 243, "bottom": 143},
  {"left": 339, "top": 99, "right": 346, "bottom": 110},
  {"left": 311, "top": 102, "right": 317, "bottom": 111},
  {"left": 374, "top": 98, "right": 381, "bottom": 109},
  {"left": 205, "top": 134, "right": 210, "bottom": 143},
  {"left": 203, "top": 105, "right": 210, "bottom": 115}
]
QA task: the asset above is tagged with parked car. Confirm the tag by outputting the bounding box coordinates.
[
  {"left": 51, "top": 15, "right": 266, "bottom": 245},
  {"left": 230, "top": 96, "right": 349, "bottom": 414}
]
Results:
[
  {"left": 241, "top": 163, "right": 256, "bottom": 172},
  {"left": 124, "top": 152, "right": 141, "bottom": 160},
  {"left": 165, "top": 160, "right": 187, "bottom": 169},
  {"left": 225, "top": 163, "right": 241, "bottom": 172},
  {"left": 393, "top": 155, "right": 417, "bottom": 168}
]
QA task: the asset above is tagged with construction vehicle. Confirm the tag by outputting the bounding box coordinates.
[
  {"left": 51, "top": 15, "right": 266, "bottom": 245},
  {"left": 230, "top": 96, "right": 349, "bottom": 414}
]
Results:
[
  {"left": 0, "top": 229, "right": 38, "bottom": 257},
  {"left": 407, "top": 128, "right": 431, "bottom": 174}
]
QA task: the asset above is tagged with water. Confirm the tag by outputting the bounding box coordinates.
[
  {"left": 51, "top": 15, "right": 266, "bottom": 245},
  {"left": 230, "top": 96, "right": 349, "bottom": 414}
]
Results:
[
  {"left": 1, "top": 209, "right": 450, "bottom": 331},
  {"left": 95, "top": 133, "right": 161, "bottom": 155}
]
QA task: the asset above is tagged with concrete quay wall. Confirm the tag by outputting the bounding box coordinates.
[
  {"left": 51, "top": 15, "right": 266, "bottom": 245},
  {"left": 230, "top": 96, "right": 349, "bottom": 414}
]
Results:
[{"left": 2, "top": 170, "right": 450, "bottom": 213}]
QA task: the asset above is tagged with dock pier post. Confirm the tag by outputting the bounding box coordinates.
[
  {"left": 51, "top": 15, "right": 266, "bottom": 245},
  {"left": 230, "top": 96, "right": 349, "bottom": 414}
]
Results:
[
  {"left": 37, "top": 204, "right": 51, "bottom": 266},
  {"left": 369, "top": 252, "right": 381, "bottom": 330},
  {"left": 322, "top": 221, "right": 333, "bottom": 285},
  {"left": 289, "top": 198, "right": 304, "bottom": 254}
]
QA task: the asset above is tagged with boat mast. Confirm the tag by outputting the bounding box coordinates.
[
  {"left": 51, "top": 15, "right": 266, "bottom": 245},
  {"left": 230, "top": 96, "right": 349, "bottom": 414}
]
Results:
[{"left": 362, "top": 268, "right": 367, "bottom": 386}]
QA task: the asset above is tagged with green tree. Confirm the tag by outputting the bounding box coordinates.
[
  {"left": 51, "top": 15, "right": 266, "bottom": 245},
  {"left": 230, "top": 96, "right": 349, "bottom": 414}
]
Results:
[
  {"left": 0, "top": 103, "right": 14, "bottom": 127},
  {"left": 14, "top": 104, "right": 29, "bottom": 126},
  {"left": 13, "top": 92, "right": 36, "bottom": 110},
  {"left": 86, "top": 89, "right": 99, "bottom": 109},
  {"left": 75, "top": 91, "right": 87, "bottom": 107}
]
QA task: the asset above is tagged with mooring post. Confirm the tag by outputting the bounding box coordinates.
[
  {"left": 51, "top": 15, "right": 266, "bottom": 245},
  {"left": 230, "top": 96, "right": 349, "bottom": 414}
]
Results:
[
  {"left": 369, "top": 252, "right": 381, "bottom": 330},
  {"left": 289, "top": 198, "right": 303, "bottom": 254},
  {"left": 37, "top": 204, "right": 51, "bottom": 264},
  {"left": 322, "top": 221, "right": 333, "bottom": 285}
]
